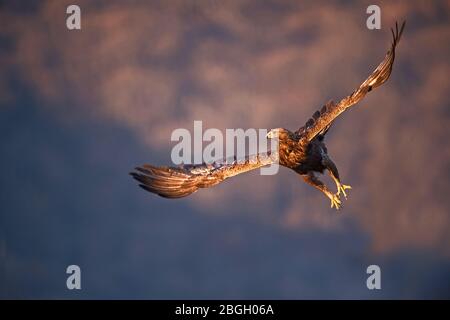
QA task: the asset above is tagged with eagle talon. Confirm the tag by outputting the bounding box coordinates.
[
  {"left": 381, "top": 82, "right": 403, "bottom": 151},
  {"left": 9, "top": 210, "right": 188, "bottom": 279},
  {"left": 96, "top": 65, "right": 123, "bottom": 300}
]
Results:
[
  {"left": 337, "top": 184, "right": 352, "bottom": 199},
  {"left": 329, "top": 194, "right": 342, "bottom": 210}
]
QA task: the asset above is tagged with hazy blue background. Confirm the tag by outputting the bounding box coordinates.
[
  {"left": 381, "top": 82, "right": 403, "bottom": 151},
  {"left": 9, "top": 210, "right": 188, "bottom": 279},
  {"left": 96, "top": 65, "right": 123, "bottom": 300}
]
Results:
[{"left": 1, "top": 0, "right": 450, "bottom": 299}]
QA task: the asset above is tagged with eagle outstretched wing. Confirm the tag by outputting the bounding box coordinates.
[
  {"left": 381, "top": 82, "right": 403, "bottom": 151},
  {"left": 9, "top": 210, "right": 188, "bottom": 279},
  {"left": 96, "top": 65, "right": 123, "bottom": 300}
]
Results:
[
  {"left": 298, "top": 21, "right": 405, "bottom": 141},
  {"left": 130, "top": 153, "right": 277, "bottom": 198}
]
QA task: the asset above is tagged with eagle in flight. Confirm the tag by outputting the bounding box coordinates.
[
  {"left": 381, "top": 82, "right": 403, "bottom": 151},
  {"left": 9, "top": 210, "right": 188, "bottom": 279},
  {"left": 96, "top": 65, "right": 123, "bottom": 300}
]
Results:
[{"left": 131, "top": 22, "right": 405, "bottom": 209}]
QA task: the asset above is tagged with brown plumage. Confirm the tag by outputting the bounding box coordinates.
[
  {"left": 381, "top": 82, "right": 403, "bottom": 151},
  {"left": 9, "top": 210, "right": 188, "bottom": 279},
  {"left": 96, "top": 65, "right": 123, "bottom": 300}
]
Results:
[
  {"left": 131, "top": 21, "right": 405, "bottom": 209},
  {"left": 130, "top": 153, "right": 277, "bottom": 199}
]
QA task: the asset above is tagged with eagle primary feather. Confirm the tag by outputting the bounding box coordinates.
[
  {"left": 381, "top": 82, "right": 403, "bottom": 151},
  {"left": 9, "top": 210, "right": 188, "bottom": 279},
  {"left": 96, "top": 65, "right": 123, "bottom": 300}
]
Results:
[{"left": 131, "top": 22, "right": 405, "bottom": 209}]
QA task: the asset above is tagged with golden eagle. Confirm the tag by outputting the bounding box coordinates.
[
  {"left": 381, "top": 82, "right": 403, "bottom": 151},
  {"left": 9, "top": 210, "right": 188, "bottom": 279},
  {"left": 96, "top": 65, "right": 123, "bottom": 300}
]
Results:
[{"left": 131, "top": 22, "right": 405, "bottom": 209}]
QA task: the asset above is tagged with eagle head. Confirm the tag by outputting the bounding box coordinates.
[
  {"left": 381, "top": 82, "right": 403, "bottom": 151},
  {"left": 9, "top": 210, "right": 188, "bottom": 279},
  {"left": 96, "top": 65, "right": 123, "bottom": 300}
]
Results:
[{"left": 266, "top": 128, "right": 288, "bottom": 139}]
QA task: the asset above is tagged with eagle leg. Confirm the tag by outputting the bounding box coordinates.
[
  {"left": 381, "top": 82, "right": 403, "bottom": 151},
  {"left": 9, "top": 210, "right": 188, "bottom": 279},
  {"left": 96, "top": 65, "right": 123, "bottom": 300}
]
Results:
[
  {"left": 302, "top": 172, "right": 342, "bottom": 210},
  {"left": 322, "top": 155, "right": 352, "bottom": 199}
]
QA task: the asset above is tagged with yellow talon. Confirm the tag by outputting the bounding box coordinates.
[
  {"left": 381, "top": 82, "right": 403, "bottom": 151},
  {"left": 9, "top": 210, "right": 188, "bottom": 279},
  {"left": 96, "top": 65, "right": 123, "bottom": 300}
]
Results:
[
  {"left": 330, "top": 194, "right": 342, "bottom": 210},
  {"left": 337, "top": 184, "right": 352, "bottom": 199}
]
